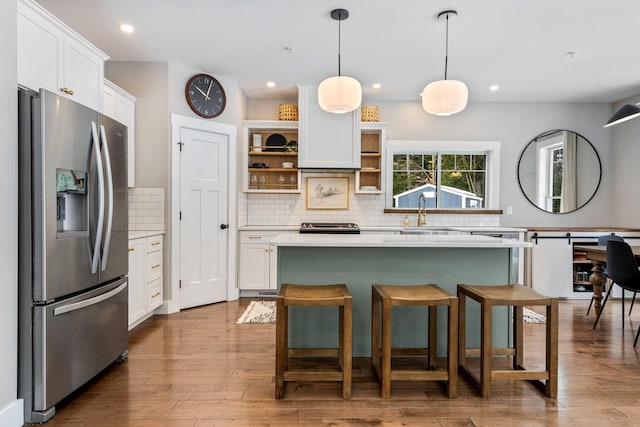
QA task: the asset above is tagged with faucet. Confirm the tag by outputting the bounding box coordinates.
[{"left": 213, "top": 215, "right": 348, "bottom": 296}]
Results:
[{"left": 417, "top": 192, "right": 427, "bottom": 226}]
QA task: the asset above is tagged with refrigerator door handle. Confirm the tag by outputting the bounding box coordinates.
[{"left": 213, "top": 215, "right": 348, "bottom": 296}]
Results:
[
  {"left": 90, "top": 121, "right": 105, "bottom": 274},
  {"left": 52, "top": 282, "right": 127, "bottom": 316},
  {"left": 99, "top": 125, "right": 114, "bottom": 271}
]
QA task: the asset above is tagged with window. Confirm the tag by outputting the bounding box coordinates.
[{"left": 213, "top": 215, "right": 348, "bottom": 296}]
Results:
[
  {"left": 534, "top": 131, "right": 565, "bottom": 213},
  {"left": 385, "top": 140, "right": 500, "bottom": 210},
  {"left": 549, "top": 147, "right": 563, "bottom": 213}
]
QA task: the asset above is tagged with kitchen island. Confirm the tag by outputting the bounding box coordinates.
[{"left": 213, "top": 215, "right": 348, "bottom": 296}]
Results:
[{"left": 270, "top": 233, "right": 532, "bottom": 356}]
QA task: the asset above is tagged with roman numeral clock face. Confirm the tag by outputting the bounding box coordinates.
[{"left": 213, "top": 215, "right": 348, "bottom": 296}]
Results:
[{"left": 185, "top": 74, "right": 226, "bottom": 118}]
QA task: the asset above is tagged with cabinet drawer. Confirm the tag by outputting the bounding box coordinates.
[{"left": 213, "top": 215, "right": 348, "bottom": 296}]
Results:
[
  {"left": 147, "top": 235, "right": 163, "bottom": 252},
  {"left": 147, "top": 251, "right": 162, "bottom": 282},
  {"left": 239, "top": 231, "right": 282, "bottom": 244},
  {"left": 147, "top": 278, "right": 163, "bottom": 311}
]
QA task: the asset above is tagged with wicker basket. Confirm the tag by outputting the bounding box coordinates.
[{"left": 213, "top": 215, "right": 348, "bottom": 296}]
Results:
[
  {"left": 278, "top": 104, "right": 298, "bottom": 121},
  {"left": 361, "top": 105, "right": 380, "bottom": 122}
]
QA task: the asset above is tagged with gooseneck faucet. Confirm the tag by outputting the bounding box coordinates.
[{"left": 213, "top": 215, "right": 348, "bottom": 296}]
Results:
[{"left": 417, "top": 192, "right": 428, "bottom": 226}]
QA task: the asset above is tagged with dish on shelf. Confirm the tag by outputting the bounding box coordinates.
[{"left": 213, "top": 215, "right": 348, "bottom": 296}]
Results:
[
  {"left": 361, "top": 186, "right": 378, "bottom": 191},
  {"left": 251, "top": 163, "right": 268, "bottom": 168},
  {"left": 361, "top": 166, "right": 375, "bottom": 170},
  {"left": 265, "top": 134, "right": 286, "bottom": 152},
  {"left": 281, "top": 162, "right": 294, "bottom": 168}
]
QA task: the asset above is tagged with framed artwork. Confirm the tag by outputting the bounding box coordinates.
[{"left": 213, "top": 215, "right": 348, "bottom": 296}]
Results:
[{"left": 306, "top": 177, "right": 349, "bottom": 210}]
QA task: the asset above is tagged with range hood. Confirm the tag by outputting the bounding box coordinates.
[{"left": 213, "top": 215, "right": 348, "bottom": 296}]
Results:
[{"left": 297, "top": 86, "right": 361, "bottom": 169}]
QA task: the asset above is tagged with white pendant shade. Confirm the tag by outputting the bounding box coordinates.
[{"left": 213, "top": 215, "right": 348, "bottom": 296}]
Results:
[
  {"left": 421, "top": 79, "right": 468, "bottom": 116},
  {"left": 318, "top": 75, "right": 362, "bottom": 114}
]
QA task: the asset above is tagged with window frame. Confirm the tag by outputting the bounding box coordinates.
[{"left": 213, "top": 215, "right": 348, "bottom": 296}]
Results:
[{"left": 385, "top": 140, "right": 501, "bottom": 210}]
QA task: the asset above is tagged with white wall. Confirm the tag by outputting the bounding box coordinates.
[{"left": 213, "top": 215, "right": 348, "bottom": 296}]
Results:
[
  {"left": 1, "top": 2, "right": 21, "bottom": 426},
  {"left": 167, "top": 62, "right": 247, "bottom": 199},
  {"left": 247, "top": 98, "right": 614, "bottom": 228},
  {"left": 610, "top": 93, "right": 640, "bottom": 228},
  {"left": 105, "top": 61, "right": 247, "bottom": 304}
]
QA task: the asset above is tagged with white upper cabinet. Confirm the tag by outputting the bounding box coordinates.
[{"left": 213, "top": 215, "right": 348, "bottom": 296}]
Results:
[
  {"left": 103, "top": 80, "right": 137, "bottom": 187},
  {"left": 297, "top": 85, "right": 361, "bottom": 169},
  {"left": 18, "top": 0, "right": 108, "bottom": 111}
]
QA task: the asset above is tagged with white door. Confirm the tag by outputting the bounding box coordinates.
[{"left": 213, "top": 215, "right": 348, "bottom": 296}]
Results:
[{"left": 179, "top": 127, "right": 229, "bottom": 309}]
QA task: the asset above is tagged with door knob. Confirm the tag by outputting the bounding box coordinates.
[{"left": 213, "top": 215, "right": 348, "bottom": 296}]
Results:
[{"left": 220, "top": 224, "right": 228, "bottom": 230}]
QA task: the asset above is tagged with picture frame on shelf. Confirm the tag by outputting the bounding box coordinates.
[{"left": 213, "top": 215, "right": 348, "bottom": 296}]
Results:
[{"left": 306, "top": 177, "right": 349, "bottom": 210}]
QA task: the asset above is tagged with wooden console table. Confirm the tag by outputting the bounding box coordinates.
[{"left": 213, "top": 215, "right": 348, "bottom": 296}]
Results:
[{"left": 574, "top": 245, "right": 640, "bottom": 315}]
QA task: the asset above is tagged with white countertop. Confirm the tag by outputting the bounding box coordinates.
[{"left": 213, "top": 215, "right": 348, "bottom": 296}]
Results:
[
  {"left": 129, "top": 230, "right": 165, "bottom": 240},
  {"left": 239, "top": 225, "right": 526, "bottom": 233},
  {"left": 270, "top": 233, "right": 532, "bottom": 248}
]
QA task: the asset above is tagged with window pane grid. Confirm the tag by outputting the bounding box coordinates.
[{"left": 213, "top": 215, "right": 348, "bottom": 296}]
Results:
[{"left": 392, "top": 152, "right": 487, "bottom": 209}]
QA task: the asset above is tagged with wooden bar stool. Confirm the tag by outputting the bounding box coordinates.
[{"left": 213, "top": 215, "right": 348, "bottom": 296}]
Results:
[
  {"left": 275, "top": 283, "right": 352, "bottom": 399},
  {"left": 371, "top": 284, "right": 458, "bottom": 398},
  {"left": 457, "top": 284, "right": 558, "bottom": 398}
]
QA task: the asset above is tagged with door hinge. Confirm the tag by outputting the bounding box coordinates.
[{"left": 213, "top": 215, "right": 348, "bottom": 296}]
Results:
[{"left": 178, "top": 141, "right": 184, "bottom": 151}]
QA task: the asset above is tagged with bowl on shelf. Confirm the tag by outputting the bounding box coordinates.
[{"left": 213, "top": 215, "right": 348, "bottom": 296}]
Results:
[
  {"left": 251, "top": 163, "right": 268, "bottom": 168},
  {"left": 281, "top": 162, "right": 294, "bottom": 168},
  {"left": 361, "top": 186, "right": 378, "bottom": 191}
]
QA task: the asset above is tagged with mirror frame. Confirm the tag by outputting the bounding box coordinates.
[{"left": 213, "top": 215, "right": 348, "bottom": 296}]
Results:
[{"left": 517, "top": 129, "right": 602, "bottom": 214}]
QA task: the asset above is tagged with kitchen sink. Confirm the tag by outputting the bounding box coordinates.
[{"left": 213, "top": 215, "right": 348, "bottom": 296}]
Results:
[{"left": 401, "top": 227, "right": 460, "bottom": 235}]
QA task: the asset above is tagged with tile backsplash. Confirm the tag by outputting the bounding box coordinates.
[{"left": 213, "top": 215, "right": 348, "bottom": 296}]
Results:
[
  {"left": 128, "top": 188, "right": 165, "bottom": 231},
  {"left": 238, "top": 173, "right": 500, "bottom": 228}
]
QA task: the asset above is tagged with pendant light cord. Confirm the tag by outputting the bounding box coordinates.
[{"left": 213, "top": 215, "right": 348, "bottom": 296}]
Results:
[
  {"left": 444, "top": 13, "right": 449, "bottom": 80},
  {"left": 337, "top": 17, "right": 342, "bottom": 76}
]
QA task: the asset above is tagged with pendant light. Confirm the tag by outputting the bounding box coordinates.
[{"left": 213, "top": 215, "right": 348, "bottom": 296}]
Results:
[
  {"left": 421, "top": 10, "right": 468, "bottom": 116},
  {"left": 318, "top": 8, "right": 362, "bottom": 114},
  {"left": 604, "top": 103, "right": 640, "bottom": 127}
]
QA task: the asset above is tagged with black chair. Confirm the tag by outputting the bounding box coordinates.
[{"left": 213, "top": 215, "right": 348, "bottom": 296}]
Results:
[
  {"left": 592, "top": 240, "right": 640, "bottom": 346},
  {"left": 586, "top": 234, "right": 625, "bottom": 316}
]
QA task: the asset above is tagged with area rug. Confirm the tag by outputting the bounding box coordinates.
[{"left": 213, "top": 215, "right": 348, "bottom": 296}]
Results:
[
  {"left": 523, "top": 307, "right": 546, "bottom": 324},
  {"left": 237, "top": 300, "right": 276, "bottom": 324}
]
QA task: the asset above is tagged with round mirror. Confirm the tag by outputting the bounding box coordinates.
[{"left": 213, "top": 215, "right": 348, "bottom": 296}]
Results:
[{"left": 517, "top": 130, "right": 601, "bottom": 213}]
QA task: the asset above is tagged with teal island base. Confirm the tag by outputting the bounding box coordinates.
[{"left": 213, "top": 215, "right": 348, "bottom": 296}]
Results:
[{"left": 277, "top": 246, "right": 513, "bottom": 357}]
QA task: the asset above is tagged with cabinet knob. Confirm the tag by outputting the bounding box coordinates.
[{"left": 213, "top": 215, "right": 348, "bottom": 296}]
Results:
[
  {"left": 151, "top": 242, "right": 161, "bottom": 246},
  {"left": 128, "top": 247, "right": 135, "bottom": 252},
  {"left": 59, "top": 87, "right": 74, "bottom": 95},
  {"left": 220, "top": 224, "right": 228, "bottom": 230},
  {"left": 151, "top": 264, "right": 161, "bottom": 269},
  {"left": 151, "top": 292, "right": 161, "bottom": 298}
]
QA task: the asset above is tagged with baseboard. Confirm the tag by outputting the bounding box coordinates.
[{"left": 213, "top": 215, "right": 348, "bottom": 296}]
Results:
[
  {"left": 154, "top": 299, "right": 179, "bottom": 315},
  {"left": 0, "top": 398, "right": 24, "bottom": 427},
  {"left": 239, "top": 290, "right": 277, "bottom": 298}
]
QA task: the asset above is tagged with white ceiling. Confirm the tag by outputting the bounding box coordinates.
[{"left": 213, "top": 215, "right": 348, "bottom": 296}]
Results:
[{"left": 36, "top": 0, "right": 640, "bottom": 103}]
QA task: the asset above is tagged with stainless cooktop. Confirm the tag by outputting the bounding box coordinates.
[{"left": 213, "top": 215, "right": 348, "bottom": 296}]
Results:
[{"left": 299, "top": 222, "right": 360, "bottom": 234}]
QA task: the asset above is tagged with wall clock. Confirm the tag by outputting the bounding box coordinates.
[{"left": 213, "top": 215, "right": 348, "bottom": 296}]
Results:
[{"left": 185, "top": 73, "right": 226, "bottom": 118}]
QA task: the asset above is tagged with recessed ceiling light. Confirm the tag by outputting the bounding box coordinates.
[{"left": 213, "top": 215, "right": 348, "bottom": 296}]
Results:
[
  {"left": 119, "top": 23, "right": 134, "bottom": 34},
  {"left": 266, "top": 81, "right": 276, "bottom": 88},
  {"left": 489, "top": 84, "right": 500, "bottom": 92},
  {"left": 372, "top": 83, "right": 381, "bottom": 89}
]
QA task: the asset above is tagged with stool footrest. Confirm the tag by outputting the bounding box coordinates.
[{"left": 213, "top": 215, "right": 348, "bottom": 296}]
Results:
[
  {"left": 390, "top": 348, "right": 430, "bottom": 356},
  {"left": 284, "top": 370, "right": 344, "bottom": 382},
  {"left": 288, "top": 348, "right": 339, "bottom": 357},
  {"left": 391, "top": 370, "right": 450, "bottom": 381},
  {"left": 465, "top": 347, "right": 515, "bottom": 358}
]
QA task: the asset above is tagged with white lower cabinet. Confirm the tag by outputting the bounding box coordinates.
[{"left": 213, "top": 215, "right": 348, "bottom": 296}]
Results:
[
  {"left": 128, "top": 238, "right": 146, "bottom": 325},
  {"left": 238, "top": 231, "right": 293, "bottom": 290},
  {"left": 128, "top": 234, "right": 164, "bottom": 329}
]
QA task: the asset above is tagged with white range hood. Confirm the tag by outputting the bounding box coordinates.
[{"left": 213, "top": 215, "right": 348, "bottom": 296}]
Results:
[{"left": 297, "top": 85, "right": 361, "bottom": 169}]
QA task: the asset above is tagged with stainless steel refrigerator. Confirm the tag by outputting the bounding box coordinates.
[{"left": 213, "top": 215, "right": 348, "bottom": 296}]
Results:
[{"left": 18, "top": 88, "right": 129, "bottom": 423}]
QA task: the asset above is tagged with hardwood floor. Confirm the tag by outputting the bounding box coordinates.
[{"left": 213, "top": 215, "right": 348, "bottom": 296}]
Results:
[{"left": 44, "top": 299, "right": 640, "bottom": 426}]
